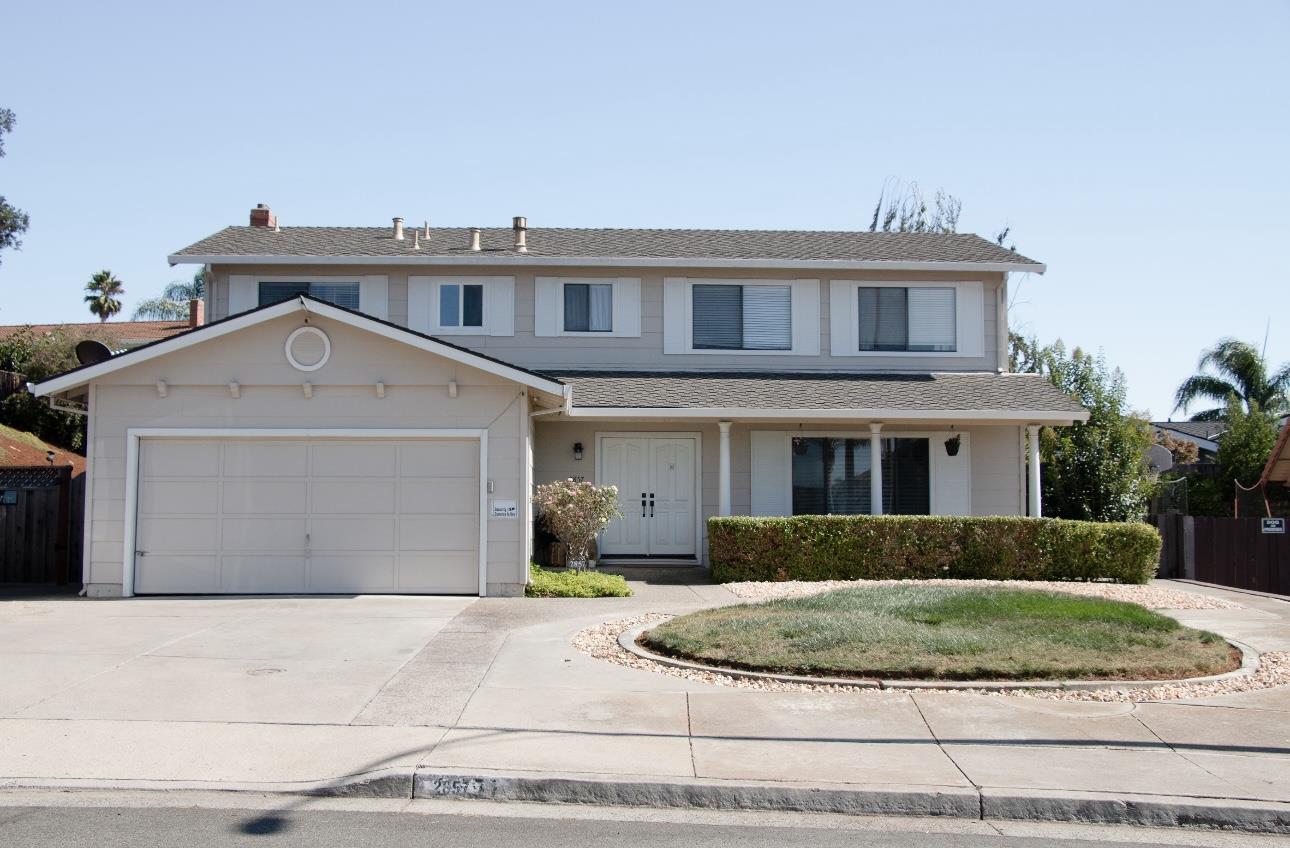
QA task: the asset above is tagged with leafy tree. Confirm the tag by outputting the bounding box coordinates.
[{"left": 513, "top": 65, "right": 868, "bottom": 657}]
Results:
[
  {"left": 132, "top": 269, "right": 206, "bottom": 320},
  {"left": 0, "top": 326, "right": 110, "bottom": 452},
  {"left": 1155, "top": 429, "right": 1199, "bottom": 466},
  {"left": 1216, "top": 396, "right": 1279, "bottom": 507},
  {"left": 84, "top": 269, "right": 126, "bottom": 322},
  {"left": 0, "top": 107, "right": 30, "bottom": 268},
  {"left": 1014, "top": 337, "right": 1154, "bottom": 521},
  {"left": 1173, "top": 338, "right": 1290, "bottom": 421}
]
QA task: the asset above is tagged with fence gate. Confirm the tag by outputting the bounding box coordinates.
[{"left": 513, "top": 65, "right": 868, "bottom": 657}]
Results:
[
  {"left": 0, "top": 465, "right": 83, "bottom": 585},
  {"left": 1192, "top": 517, "right": 1290, "bottom": 596}
]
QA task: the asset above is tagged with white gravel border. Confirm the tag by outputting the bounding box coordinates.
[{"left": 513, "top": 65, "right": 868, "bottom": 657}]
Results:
[{"left": 723, "top": 579, "right": 1241, "bottom": 610}]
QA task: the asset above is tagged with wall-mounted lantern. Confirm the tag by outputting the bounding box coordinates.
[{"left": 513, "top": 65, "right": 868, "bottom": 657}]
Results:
[{"left": 573, "top": 442, "right": 584, "bottom": 461}]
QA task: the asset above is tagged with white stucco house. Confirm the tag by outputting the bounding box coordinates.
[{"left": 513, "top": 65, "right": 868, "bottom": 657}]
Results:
[{"left": 32, "top": 206, "right": 1087, "bottom": 597}]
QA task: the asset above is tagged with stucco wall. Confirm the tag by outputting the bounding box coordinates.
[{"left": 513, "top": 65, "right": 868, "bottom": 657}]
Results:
[
  {"left": 208, "top": 264, "right": 1004, "bottom": 373},
  {"left": 83, "top": 311, "right": 529, "bottom": 597}
]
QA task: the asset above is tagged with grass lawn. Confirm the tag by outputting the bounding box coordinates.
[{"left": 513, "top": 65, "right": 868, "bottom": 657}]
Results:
[
  {"left": 526, "top": 564, "right": 633, "bottom": 598},
  {"left": 643, "top": 585, "right": 1237, "bottom": 681}
]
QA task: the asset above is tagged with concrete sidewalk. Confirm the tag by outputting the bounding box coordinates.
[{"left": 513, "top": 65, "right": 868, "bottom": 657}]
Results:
[{"left": 1, "top": 579, "right": 1288, "bottom": 831}]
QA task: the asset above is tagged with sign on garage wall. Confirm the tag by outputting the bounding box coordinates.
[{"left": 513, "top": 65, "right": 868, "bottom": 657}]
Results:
[{"left": 490, "top": 500, "right": 518, "bottom": 519}]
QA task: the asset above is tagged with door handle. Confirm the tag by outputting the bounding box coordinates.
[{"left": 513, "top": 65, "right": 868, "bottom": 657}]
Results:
[
  {"left": 649, "top": 493, "right": 655, "bottom": 518},
  {"left": 641, "top": 493, "right": 646, "bottom": 518}
]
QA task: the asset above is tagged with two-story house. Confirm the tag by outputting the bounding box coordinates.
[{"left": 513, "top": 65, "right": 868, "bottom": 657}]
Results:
[{"left": 32, "top": 206, "right": 1086, "bottom": 597}]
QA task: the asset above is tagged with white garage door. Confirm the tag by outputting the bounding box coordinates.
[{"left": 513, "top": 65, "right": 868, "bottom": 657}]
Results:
[{"left": 134, "top": 437, "right": 480, "bottom": 595}]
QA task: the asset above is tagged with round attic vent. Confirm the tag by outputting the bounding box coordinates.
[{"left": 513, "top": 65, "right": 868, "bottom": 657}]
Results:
[{"left": 284, "top": 326, "right": 331, "bottom": 372}]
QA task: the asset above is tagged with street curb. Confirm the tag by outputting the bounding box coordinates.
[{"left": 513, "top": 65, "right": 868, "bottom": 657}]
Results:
[{"left": 619, "top": 624, "right": 1261, "bottom": 693}]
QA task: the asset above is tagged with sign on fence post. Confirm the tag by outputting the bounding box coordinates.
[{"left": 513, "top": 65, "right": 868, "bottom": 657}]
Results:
[{"left": 1262, "top": 518, "right": 1286, "bottom": 534}]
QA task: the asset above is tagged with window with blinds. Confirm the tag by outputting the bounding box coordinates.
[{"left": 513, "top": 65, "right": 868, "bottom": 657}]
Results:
[
  {"left": 438, "top": 283, "right": 484, "bottom": 328},
  {"left": 790, "top": 437, "right": 930, "bottom": 515},
  {"left": 563, "top": 283, "right": 613, "bottom": 332},
  {"left": 858, "top": 287, "right": 955, "bottom": 352},
  {"left": 258, "top": 282, "right": 360, "bottom": 310},
  {"left": 692, "top": 284, "right": 791, "bottom": 350}
]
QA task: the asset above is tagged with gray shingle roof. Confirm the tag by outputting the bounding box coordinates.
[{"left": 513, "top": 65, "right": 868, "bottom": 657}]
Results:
[
  {"left": 171, "top": 227, "right": 1042, "bottom": 268},
  {"left": 554, "top": 371, "right": 1085, "bottom": 416},
  {"left": 1152, "top": 421, "right": 1226, "bottom": 441}
]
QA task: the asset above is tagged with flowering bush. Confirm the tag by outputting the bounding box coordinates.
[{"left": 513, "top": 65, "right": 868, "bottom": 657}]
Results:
[{"left": 532, "top": 479, "right": 622, "bottom": 568}]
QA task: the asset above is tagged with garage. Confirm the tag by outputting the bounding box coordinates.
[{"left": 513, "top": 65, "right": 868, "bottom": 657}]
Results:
[{"left": 133, "top": 435, "right": 482, "bottom": 595}]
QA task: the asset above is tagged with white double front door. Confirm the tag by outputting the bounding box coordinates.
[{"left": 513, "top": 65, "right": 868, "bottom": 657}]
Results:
[{"left": 598, "top": 436, "right": 697, "bottom": 557}]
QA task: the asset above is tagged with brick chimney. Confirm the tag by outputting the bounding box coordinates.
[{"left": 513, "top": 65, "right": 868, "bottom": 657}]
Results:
[
  {"left": 188, "top": 298, "right": 205, "bottom": 328},
  {"left": 249, "top": 203, "right": 276, "bottom": 228}
]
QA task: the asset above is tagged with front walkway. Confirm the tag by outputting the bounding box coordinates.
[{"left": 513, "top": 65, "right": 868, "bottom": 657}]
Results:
[{"left": 1, "top": 579, "right": 1288, "bottom": 827}]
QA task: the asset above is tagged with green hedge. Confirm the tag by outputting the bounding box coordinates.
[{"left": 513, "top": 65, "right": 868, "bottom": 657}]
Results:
[{"left": 708, "top": 516, "right": 1161, "bottom": 585}]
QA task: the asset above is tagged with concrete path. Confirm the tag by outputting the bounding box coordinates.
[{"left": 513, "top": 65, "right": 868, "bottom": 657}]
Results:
[{"left": 1, "top": 579, "right": 1288, "bottom": 831}]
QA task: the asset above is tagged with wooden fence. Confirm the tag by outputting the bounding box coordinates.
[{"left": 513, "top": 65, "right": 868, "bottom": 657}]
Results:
[
  {"left": 1151, "top": 514, "right": 1290, "bottom": 596},
  {"left": 0, "top": 466, "right": 84, "bottom": 585}
]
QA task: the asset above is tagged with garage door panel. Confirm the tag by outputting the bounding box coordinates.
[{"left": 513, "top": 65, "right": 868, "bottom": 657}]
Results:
[
  {"left": 140, "top": 441, "right": 220, "bottom": 478},
  {"left": 308, "top": 556, "right": 396, "bottom": 593},
  {"left": 310, "top": 480, "right": 397, "bottom": 514},
  {"left": 221, "top": 518, "right": 307, "bottom": 551},
  {"left": 135, "top": 436, "right": 481, "bottom": 596},
  {"left": 399, "top": 479, "right": 477, "bottom": 514},
  {"left": 140, "top": 480, "right": 219, "bottom": 516},
  {"left": 308, "top": 518, "right": 396, "bottom": 551},
  {"left": 400, "top": 442, "right": 478, "bottom": 478},
  {"left": 140, "top": 517, "right": 219, "bottom": 551},
  {"left": 222, "top": 480, "right": 308, "bottom": 515},
  {"left": 400, "top": 517, "right": 478, "bottom": 551},
  {"left": 136, "top": 555, "right": 219, "bottom": 593},
  {"left": 222, "top": 443, "right": 309, "bottom": 478},
  {"left": 220, "top": 557, "right": 307, "bottom": 593},
  {"left": 311, "top": 443, "right": 397, "bottom": 477},
  {"left": 397, "top": 554, "right": 477, "bottom": 593}
]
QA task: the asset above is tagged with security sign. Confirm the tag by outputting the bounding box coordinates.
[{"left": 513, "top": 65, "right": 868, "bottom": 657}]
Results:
[{"left": 1262, "top": 518, "right": 1286, "bottom": 534}]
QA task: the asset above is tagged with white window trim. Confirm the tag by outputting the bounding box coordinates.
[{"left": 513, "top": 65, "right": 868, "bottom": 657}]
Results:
[
  {"left": 761, "top": 429, "right": 970, "bottom": 517},
  {"left": 830, "top": 280, "right": 984, "bottom": 359},
  {"left": 229, "top": 275, "right": 387, "bottom": 320},
  {"left": 408, "top": 276, "right": 514, "bottom": 337},
  {"left": 535, "top": 277, "right": 641, "bottom": 338},
  {"left": 675, "top": 278, "right": 819, "bottom": 356},
  {"left": 120, "top": 428, "right": 490, "bottom": 599}
]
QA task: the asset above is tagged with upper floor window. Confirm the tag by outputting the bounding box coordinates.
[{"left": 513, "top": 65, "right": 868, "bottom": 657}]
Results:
[
  {"left": 858, "top": 286, "right": 955, "bottom": 352},
  {"left": 438, "top": 282, "right": 484, "bottom": 329},
  {"left": 259, "top": 281, "right": 360, "bottom": 310},
  {"left": 692, "top": 283, "right": 791, "bottom": 351},
  {"left": 563, "top": 283, "right": 613, "bottom": 333}
]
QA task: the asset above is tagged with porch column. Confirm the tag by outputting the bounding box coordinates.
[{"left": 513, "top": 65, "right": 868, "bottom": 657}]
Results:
[
  {"left": 869, "top": 422, "right": 884, "bottom": 516},
  {"left": 717, "top": 420, "right": 733, "bottom": 517},
  {"left": 1027, "top": 424, "right": 1043, "bottom": 517}
]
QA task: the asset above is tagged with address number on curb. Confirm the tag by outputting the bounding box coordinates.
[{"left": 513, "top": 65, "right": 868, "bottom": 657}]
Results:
[{"left": 1262, "top": 518, "right": 1286, "bottom": 534}]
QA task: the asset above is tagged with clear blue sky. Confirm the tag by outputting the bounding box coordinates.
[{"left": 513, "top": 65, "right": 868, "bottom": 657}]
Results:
[{"left": 4, "top": 1, "right": 1287, "bottom": 419}]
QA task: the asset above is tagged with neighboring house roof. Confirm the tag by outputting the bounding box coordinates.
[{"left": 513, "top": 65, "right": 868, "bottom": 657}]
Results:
[
  {"left": 29, "top": 295, "right": 568, "bottom": 402},
  {"left": 0, "top": 320, "right": 190, "bottom": 348},
  {"left": 1153, "top": 420, "right": 1226, "bottom": 441},
  {"left": 170, "top": 227, "right": 1044, "bottom": 272},
  {"left": 1262, "top": 420, "right": 1290, "bottom": 487},
  {"left": 553, "top": 371, "right": 1087, "bottom": 423},
  {"left": 0, "top": 424, "right": 85, "bottom": 476}
]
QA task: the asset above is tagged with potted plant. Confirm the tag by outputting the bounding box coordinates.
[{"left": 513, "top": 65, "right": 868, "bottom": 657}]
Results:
[{"left": 532, "top": 479, "right": 622, "bottom": 571}]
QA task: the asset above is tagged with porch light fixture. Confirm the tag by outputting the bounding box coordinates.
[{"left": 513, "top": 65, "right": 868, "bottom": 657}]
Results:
[
  {"left": 573, "top": 442, "right": 584, "bottom": 461},
  {"left": 944, "top": 434, "right": 962, "bottom": 457}
]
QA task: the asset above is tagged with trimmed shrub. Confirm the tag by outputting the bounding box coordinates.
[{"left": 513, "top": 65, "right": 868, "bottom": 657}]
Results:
[
  {"left": 707, "top": 516, "right": 1161, "bottom": 585},
  {"left": 525, "top": 564, "right": 633, "bottom": 598}
]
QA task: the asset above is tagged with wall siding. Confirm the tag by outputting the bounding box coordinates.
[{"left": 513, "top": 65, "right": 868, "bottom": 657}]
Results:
[{"left": 210, "top": 264, "right": 1003, "bottom": 373}]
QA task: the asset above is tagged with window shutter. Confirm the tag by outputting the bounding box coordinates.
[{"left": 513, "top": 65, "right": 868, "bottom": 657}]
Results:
[
  {"left": 750, "top": 431, "right": 790, "bottom": 516},
  {"left": 907, "top": 287, "right": 956, "bottom": 351},
  {"left": 829, "top": 280, "right": 854, "bottom": 356},
  {"left": 228, "top": 275, "right": 257, "bottom": 315},
  {"left": 954, "top": 281, "right": 985, "bottom": 358},
  {"left": 360, "top": 275, "right": 389, "bottom": 320},
  {"left": 407, "top": 276, "right": 433, "bottom": 334},
  {"left": 791, "top": 279, "right": 820, "bottom": 355},
  {"left": 613, "top": 278, "right": 641, "bottom": 337},
  {"left": 488, "top": 277, "right": 515, "bottom": 336},
  {"left": 662, "top": 278, "right": 686, "bottom": 353},
  {"left": 741, "top": 285, "right": 791, "bottom": 350},
  {"left": 534, "top": 277, "right": 559, "bottom": 337}
]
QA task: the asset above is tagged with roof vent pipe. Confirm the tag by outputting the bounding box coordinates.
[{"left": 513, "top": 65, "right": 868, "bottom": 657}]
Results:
[
  {"left": 513, "top": 216, "right": 528, "bottom": 252},
  {"left": 469, "top": 227, "right": 482, "bottom": 252},
  {"left": 393, "top": 217, "right": 405, "bottom": 240}
]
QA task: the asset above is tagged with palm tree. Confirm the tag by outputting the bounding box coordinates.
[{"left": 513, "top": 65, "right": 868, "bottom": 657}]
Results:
[
  {"left": 84, "top": 270, "right": 125, "bottom": 322},
  {"left": 132, "top": 269, "right": 206, "bottom": 320},
  {"left": 1173, "top": 338, "right": 1290, "bottom": 421}
]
